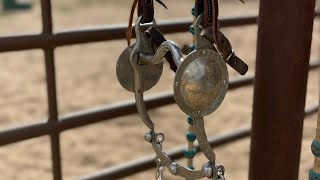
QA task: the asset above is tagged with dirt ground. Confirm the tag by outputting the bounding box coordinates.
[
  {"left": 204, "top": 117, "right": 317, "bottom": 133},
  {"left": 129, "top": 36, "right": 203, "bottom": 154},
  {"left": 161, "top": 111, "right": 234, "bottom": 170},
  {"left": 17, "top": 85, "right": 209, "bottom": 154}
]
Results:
[{"left": 0, "top": 0, "right": 319, "bottom": 180}]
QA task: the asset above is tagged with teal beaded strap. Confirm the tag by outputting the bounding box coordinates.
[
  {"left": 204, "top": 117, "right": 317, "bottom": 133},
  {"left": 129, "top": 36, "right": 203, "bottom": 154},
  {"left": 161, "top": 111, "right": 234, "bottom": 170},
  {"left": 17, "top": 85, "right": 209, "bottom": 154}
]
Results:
[
  {"left": 189, "top": 25, "right": 203, "bottom": 35},
  {"left": 311, "top": 140, "right": 320, "bottom": 157},
  {"left": 184, "top": 148, "right": 197, "bottom": 158},
  {"left": 186, "top": 132, "right": 197, "bottom": 142},
  {"left": 188, "top": 116, "right": 194, "bottom": 125},
  {"left": 187, "top": 165, "right": 195, "bottom": 170},
  {"left": 192, "top": 7, "right": 196, "bottom": 16},
  {"left": 309, "top": 169, "right": 320, "bottom": 180}
]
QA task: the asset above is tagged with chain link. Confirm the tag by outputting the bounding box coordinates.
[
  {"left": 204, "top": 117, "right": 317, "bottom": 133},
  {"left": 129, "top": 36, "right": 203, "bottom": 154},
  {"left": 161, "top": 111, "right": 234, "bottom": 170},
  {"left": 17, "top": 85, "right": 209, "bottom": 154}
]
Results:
[
  {"left": 156, "top": 158, "right": 164, "bottom": 180},
  {"left": 156, "top": 133, "right": 165, "bottom": 180}
]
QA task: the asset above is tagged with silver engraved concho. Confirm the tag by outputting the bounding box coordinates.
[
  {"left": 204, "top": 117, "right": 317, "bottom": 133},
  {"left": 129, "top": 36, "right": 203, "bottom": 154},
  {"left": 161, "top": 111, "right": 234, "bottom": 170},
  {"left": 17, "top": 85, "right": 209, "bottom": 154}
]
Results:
[{"left": 174, "top": 48, "right": 228, "bottom": 117}]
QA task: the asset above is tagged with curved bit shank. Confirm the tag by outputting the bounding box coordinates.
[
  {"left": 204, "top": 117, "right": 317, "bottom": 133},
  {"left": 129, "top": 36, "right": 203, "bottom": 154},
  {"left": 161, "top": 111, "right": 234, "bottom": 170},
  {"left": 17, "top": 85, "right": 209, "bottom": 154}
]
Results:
[
  {"left": 130, "top": 16, "right": 155, "bottom": 129},
  {"left": 193, "top": 117, "right": 216, "bottom": 163},
  {"left": 139, "top": 40, "right": 183, "bottom": 67},
  {"left": 130, "top": 53, "right": 155, "bottom": 129}
]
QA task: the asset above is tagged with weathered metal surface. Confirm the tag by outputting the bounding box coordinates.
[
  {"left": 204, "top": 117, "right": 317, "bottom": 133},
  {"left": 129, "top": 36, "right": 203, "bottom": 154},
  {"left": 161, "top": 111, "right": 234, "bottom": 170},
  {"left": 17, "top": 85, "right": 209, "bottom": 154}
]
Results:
[
  {"left": 174, "top": 49, "right": 228, "bottom": 117},
  {"left": 0, "top": 2, "right": 318, "bottom": 179},
  {"left": 128, "top": 16, "right": 183, "bottom": 129},
  {"left": 249, "top": 0, "right": 316, "bottom": 179},
  {"left": 116, "top": 45, "right": 163, "bottom": 92}
]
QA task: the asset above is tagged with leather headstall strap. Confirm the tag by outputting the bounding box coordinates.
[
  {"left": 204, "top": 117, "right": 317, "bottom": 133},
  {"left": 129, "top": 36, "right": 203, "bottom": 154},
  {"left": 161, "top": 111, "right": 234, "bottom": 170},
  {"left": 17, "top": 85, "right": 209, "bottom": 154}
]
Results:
[
  {"left": 195, "top": 0, "right": 219, "bottom": 47},
  {"left": 127, "top": 0, "right": 167, "bottom": 46}
]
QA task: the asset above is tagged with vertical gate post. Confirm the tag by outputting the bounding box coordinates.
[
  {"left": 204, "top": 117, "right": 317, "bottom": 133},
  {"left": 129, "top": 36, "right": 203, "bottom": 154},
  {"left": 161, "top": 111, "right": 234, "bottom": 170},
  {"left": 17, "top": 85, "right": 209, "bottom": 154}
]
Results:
[{"left": 249, "top": 0, "right": 316, "bottom": 179}]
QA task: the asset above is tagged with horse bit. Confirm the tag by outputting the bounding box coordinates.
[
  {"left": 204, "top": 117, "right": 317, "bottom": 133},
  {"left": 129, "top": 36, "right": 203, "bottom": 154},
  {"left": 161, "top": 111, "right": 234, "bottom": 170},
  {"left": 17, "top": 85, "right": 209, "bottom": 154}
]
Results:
[{"left": 116, "top": 0, "right": 248, "bottom": 179}]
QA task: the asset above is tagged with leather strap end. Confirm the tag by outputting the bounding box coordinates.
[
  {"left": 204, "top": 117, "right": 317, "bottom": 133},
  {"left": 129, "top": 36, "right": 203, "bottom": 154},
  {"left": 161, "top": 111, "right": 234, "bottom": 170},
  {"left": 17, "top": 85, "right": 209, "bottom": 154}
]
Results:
[{"left": 227, "top": 55, "right": 248, "bottom": 75}]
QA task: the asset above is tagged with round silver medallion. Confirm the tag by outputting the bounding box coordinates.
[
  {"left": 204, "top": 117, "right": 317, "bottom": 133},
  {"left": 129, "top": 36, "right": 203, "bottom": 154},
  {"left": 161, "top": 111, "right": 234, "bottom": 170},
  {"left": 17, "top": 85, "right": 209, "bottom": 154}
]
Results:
[
  {"left": 116, "top": 45, "right": 163, "bottom": 92},
  {"left": 174, "top": 49, "right": 229, "bottom": 117}
]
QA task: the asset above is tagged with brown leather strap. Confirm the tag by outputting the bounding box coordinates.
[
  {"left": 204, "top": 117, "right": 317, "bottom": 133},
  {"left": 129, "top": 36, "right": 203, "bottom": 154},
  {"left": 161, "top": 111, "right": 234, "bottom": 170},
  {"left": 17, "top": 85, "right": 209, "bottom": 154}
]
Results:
[
  {"left": 138, "top": 0, "right": 154, "bottom": 24},
  {"left": 216, "top": 31, "right": 248, "bottom": 75},
  {"left": 127, "top": 0, "right": 167, "bottom": 46},
  {"left": 227, "top": 56, "right": 248, "bottom": 75},
  {"left": 195, "top": 0, "right": 219, "bottom": 46},
  {"left": 145, "top": 26, "right": 177, "bottom": 72},
  {"left": 127, "top": 0, "right": 139, "bottom": 45},
  {"left": 195, "top": 0, "right": 213, "bottom": 27}
]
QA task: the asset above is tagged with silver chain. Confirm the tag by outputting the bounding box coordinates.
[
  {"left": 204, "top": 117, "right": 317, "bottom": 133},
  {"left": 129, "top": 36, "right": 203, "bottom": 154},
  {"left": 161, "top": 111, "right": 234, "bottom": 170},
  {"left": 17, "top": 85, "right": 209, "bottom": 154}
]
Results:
[
  {"left": 156, "top": 133, "right": 165, "bottom": 180},
  {"left": 156, "top": 158, "right": 164, "bottom": 180}
]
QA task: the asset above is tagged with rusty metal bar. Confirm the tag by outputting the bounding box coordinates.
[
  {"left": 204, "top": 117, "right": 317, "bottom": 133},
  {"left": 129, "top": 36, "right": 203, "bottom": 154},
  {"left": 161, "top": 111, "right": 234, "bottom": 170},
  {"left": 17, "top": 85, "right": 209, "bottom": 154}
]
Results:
[
  {"left": 249, "top": 0, "right": 316, "bottom": 179},
  {"left": 77, "top": 104, "right": 319, "bottom": 180},
  {"left": 41, "top": 0, "right": 63, "bottom": 180},
  {"left": 0, "top": 61, "right": 319, "bottom": 146}
]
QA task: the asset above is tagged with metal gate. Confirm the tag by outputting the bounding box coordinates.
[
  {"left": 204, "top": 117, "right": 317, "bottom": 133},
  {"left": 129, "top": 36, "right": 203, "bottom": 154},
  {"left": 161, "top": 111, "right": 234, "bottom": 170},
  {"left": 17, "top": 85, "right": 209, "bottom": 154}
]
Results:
[{"left": 0, "top": 0, "right": 319, "bottom": 180}]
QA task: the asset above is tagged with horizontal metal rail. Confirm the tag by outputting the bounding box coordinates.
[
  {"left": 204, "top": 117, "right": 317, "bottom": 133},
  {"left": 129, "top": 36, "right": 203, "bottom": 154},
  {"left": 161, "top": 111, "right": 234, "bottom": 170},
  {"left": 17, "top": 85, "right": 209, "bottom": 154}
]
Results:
[
  {"left": 78, "top": 104, "right": 319, "bottom": 180},
  {"left": 1, "top": 12, "right": 319, "bottom": 53},
  {"left": 0, "top": 15, "right": 258, "bottom": 52},
  {"left": 0, "top": 60, "right": 319, "bottom": 146}
]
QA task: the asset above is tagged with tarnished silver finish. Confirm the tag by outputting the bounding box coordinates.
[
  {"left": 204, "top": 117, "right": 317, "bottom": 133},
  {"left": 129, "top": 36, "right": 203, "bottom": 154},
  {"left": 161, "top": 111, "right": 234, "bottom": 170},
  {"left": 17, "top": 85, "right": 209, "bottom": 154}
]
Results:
[
  {"left": 169, "top": 162, "right": 178, "bottom": 175},
  {"left": 216, "top": 165, "right": 225, "bottom": 180},
  {"left": 125, "top": 13, "right": 229, "bottom": 180},
  {"left": 139, "top": 40, "right": 183, "bottom": 67},
  {"left": 129, "top": 17, "right": 155, "bottom": 129},
  {"left": 202, "top": 163, "right": 214, "bottom": 178},
  {"left": 116, "top": 45, "right": 163, "bottom": 92},
  {"left": 174, "top": 49, "right": 229, "bottom": 117},
  {"left": 156, "top": 133, "right": 165, "bottom": 143},
  {"left": 129, "top": 16, "right": 184, "bottom": 129},
  {"left": 193, "top": 117, "right": 216, "bottom": 163},
  {"left": 174, "top": 14, "right": 229, "bottom": 117},
  {"left": 156, "top": 158, "right": 164, "bottom": 180},
  {"left": 144, "top": 132, "right": 153, "bottom": 143},
  {"left": 150, "top": 130, "right": 209, "bottom": 179}
]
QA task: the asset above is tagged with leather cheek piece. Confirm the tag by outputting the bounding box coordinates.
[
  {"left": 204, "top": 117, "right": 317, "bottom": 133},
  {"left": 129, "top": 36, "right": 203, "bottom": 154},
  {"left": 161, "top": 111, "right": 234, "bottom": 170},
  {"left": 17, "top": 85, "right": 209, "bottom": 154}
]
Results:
[
  {"left": 138, "top": 0, "right": 154, "bottom": 24},
  {"left": 195, "top": 0, "right": 214, "bottom": 28},
  {"left": 195, "top": 0, "right": 219, "bottom": 47}
]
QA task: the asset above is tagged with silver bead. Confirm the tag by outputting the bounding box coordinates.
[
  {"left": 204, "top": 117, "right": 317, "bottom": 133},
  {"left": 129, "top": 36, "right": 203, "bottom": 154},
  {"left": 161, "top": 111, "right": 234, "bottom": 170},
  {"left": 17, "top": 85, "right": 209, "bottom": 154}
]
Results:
[
  {"left": 169, "top": 162, "right": 178, "bottom": 175},
  {"left": 202, "top": 163, "right": 214, "bottom": 178},
  {"left": 156, "top": 133, "right": 165, "bottom": 143},
  {"left": 144, "top": 132, "right": 152, "bottom": 142}
]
